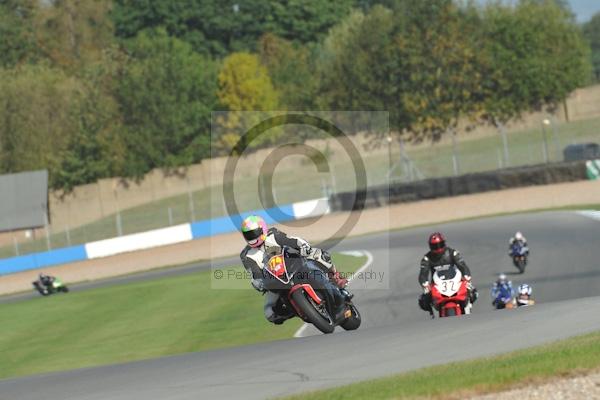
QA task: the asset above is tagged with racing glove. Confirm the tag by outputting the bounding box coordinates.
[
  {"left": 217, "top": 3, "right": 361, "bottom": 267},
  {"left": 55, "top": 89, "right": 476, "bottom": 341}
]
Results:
[
  {"left": 422, "top": 281, "right": 431, "bottom": 294},
  {"left": 310, "top": 248, "right": 334, "bottom": 270},
  {"left": 464, "top": 275, "right": 474, "bottom": 291},
  {"left": 299, "top": 242, "right": 312, "bottom": 257}
]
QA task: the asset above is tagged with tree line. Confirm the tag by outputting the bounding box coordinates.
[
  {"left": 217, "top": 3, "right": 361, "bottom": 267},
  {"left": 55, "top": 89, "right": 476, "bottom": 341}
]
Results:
[{"left": 0, "top": 0, "right": 594, "bottom": 190}]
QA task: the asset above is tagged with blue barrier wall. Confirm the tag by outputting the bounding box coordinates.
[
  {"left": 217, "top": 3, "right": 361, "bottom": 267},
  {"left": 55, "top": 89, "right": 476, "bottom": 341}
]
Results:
[
  {"left": 190, "top": 205, "right": 296, "bottom": 239},
  {"left": 0, "top": 245, "right": 87, "bottom": 275},
  {"left": 0, "top": 202, "right": 317, "bottom": 275}
]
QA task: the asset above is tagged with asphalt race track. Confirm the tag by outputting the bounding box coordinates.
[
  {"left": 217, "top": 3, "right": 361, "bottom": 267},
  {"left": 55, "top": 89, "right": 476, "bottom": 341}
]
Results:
[{"left": 2, "top": 211, "right": 600, "bottom": 400}]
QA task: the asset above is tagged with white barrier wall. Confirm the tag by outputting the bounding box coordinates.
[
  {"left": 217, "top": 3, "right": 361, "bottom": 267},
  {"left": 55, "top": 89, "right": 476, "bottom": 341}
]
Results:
[{"left": 85, "top": 224, "right": 193, "bottom": 259}]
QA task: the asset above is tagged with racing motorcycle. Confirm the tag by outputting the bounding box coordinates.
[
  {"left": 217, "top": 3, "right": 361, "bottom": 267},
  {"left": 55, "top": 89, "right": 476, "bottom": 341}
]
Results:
[
  {"left": 32, "top": 277, "right": 69, "bottom": 296},
  {"left": 430, "top": 265, "right": 471, "bottom": 317},
  {"left": 262, "top": 247, "right": 361, "bottom": 334},
  {"left": 491, "top": 284, "right": 515, "bottom": 310},
  {"left": 510, "top": 242, "right": 528, "bottom": 273}
]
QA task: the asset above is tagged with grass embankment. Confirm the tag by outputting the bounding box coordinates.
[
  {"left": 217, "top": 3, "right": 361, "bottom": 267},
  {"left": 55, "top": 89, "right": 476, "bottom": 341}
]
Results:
[
  {"left": 0, "top": 253, "right": 366, "bottom": 379},
  {"left": 3, "top": 116, "right": 598, "bottom": 259},
  {"left": 281, "top": 331, "right": 600, "bottom": 400}
]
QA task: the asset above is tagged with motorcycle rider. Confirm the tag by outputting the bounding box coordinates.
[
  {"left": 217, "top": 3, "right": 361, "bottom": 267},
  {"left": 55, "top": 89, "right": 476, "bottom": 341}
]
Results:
[
  {"left": 38, "top": 273, "right": 55, "bottom": 288},
  {"left": 491, "top": 273, "right": 514, "bottom": 308},
  {"left": 508, "top": 231, "right": 529, "bottom": 256},
  {"left": 418, "top": 232, "right": 477, "bottom": 313},
  {"left": 515, "top": 283, "right": 535, "bottom": 307},
  {"left": 240, "top": 215, "right": 348, "bottom": 325}
]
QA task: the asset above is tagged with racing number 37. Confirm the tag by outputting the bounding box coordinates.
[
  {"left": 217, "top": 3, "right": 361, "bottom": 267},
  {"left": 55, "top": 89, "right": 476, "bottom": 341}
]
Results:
[{"left": 442, "top": 281, "right": 456, "bottom": 292}]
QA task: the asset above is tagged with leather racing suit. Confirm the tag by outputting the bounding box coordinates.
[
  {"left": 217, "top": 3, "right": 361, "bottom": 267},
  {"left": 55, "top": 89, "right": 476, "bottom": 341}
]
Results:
[
  {"left": 240, "top": 227, "right": 345, "bottom": 324},
  {"left": 417, "top": 247, "right": 476, "bottom": 312}
]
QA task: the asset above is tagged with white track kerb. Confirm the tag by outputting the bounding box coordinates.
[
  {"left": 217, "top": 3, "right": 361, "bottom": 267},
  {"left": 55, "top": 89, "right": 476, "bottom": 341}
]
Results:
[
  {"left": 577, "top": 210, "right": 600, "bottom": 222},
  {"left": 293, "top": 250, "right": 374, "bottom": 338}
]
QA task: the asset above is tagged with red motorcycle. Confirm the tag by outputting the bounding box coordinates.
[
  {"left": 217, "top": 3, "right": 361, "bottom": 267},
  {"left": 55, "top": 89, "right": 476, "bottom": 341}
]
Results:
[
  {"left": 430, "top": 265, "right": 471, "bottom": 317},
  {"left": 262, "top": 247, "right": 361, "bottom": 334}
]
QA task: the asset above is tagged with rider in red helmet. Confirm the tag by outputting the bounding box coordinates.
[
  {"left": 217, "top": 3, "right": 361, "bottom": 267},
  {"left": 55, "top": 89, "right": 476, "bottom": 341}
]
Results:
[{"left": 418, "top": 232, "right": 477, "bottom": 313}]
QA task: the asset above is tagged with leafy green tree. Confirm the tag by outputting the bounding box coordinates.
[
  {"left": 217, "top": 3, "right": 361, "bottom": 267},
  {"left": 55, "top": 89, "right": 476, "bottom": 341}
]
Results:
[
  {"left": 318, "top": 1, "right": 482, "bottom": 141},
  {"left": 33, "top": 0, "right": 115, "bottom": 71},
  {"left": 56, "top": 49, "right": 127, "bottom": 190},
  {"left": 583, "top": 12, "right": 600, "bottom": 82},
  {"left": 478, "top": 0, "right": 592, "bottom": 125},
  {"left": 112, "top": 0, "right": 355, "bottom": 57},
  {"left": 258, "top": 33, "right": 316, "bottom": 109},
  {"left": 266, "top": 0, "right": 355, "bottom": 44},
  {"left": 317, "top": 7, "right": 404, "bottom": 127},
  {"left": 115, "top": 29, "right": 218, "bottom": 177},
  {"left": 0, "top": 0, "right": 38, "bottom": 67},
  {"left": 0, "top": 65, "right": 81, "bottom": 187},
  {"left": 398, "top": 0, "right": 484, "bottom": 141}
]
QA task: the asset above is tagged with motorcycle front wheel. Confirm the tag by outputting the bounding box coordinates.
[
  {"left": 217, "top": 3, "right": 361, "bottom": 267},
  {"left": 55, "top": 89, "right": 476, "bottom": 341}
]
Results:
[
  {"left": 340, "top": 304, "right": 361, "bottom": 331},
  {"left": 445, "top": 307, "right": 457, "bottom": 317},
  {"left": 291, "top": 290, "right": 335, "bottom": 334}
]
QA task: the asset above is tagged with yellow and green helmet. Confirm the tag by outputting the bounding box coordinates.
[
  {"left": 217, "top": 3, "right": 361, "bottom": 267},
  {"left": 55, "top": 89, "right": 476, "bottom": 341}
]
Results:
[{"left": 241, "top": 215, "right": 268, "bottom": 247}]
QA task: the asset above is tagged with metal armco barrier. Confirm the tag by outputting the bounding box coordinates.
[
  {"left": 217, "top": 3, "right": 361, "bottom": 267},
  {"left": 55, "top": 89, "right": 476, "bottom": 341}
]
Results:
[{"left": 330, "top": 161, "right": 588, "bottom": 212}]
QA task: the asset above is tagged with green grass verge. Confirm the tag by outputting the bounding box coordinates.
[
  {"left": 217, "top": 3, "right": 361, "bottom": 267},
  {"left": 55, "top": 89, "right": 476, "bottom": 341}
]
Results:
[
  {"left": 0, "top": 253, "right": 366, "bottom": 380},
  {"left": 3, "top": 116, "right": 598, "bottom": 259},
  {"left": 280, "top": 331, "right": 600, "bottom": 400}
]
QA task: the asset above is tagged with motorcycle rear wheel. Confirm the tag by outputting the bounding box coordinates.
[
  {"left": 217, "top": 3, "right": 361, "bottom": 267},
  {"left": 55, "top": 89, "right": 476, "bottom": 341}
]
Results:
[
  {"left": 514, "top": 257, "right": 525, "bottom": 273},
  {"left": 291, "top": 290, "right": 335, "bottom": 334}
]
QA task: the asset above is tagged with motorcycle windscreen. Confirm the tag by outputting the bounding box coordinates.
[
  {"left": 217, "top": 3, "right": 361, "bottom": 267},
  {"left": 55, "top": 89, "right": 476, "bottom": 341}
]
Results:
[
  {"left": 266, "top": 254, "right": 291, "bottom": 284},
  {"left": 432, "top": 267, "right": 463, "bottom": 297}
]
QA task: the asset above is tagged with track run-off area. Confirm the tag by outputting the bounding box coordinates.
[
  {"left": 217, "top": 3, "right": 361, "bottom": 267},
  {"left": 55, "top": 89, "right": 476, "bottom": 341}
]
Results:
[{"left": 1, "top": 210, "right": 600, "bottom": 399}]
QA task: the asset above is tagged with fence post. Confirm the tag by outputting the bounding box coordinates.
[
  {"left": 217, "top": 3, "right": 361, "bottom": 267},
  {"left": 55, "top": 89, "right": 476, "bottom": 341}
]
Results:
[
  {"left": 498, "top": 122, "right": 510, "bottom": 167},
  {"left": 13, "top": 234, "right": 19, "bottom": 256},
  {"left": 43, "top": 208, "right": 52, "bottom": 250},
  {"left": 65, "top": 225, "right": 71, "bottom": 246},
  {"left": 541, "top": 121, "right": 549, "bottom": 163},
  {"left": 114, "top": 187, "right": 123, "bottom": 236},
  {"left": 330, "top": 167, "right": 337, "bottom": 194},
  {"left": 116, "top": 213, "right": 123, "bottom": 236},
  {"left": 451, "top": 130, "right": 460, "bottom": 176},
  {"left": 187, "top": 177, "right": 196, "bottom": 222},
  {"left": 550, "top": 117, "right": 561, "bottom": 161}
]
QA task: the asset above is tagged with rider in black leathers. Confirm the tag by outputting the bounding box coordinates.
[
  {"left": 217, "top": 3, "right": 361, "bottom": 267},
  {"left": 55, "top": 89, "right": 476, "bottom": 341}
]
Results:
[
  {"left": 39, "top": 273, "right": 55, "bottom": 288},
  {"left": 418, "top": 232, "right": 477, "bottom": 313}
]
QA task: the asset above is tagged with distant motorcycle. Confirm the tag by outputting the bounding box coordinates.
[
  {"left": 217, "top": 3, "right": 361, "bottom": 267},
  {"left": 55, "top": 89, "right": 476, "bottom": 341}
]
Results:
[
  {"left": 515, "top": 283, "right": 535, "bottom": 307},
  {"left": 510, "top": 242, "right": 528, "bottom": 273},
  {"left": 32, "top": 277, "right": 69, "bottom": 296},
  {"left": 430, "top": 265, "right": 471, "bottom": 317},
  {"left": 491, "top": 284, "right": 515, "bottom": 310},
  {"left": 261, "top": 247, "right": 360, "bottom": 334}
]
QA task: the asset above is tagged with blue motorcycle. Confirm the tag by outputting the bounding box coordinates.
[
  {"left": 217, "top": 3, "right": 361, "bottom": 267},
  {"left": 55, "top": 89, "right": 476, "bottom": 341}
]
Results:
[
  {"left": 491, "top": 283, "right": 514, "bottom": 309},
  {"left": 510, "top": 242, "right": 528, "bottom": 274}
]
